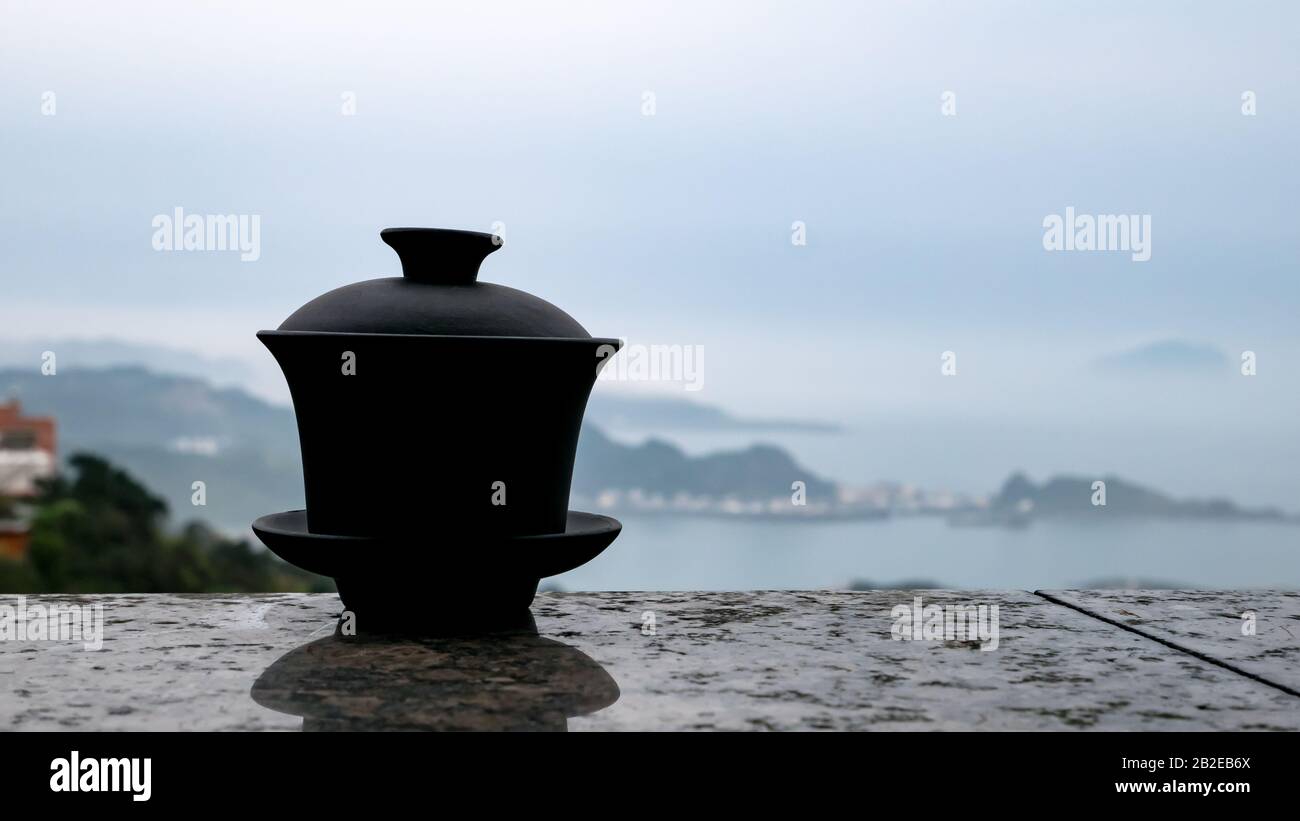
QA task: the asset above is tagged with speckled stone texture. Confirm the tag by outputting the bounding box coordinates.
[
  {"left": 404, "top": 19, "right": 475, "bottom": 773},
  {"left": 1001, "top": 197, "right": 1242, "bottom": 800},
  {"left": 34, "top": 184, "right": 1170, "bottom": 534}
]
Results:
[
  {"left": 1039, "top": 589, "right": 1300, "bottom": 695},
  {"left": 1, "top": 591, "right": 1297, "bottom": 731}
]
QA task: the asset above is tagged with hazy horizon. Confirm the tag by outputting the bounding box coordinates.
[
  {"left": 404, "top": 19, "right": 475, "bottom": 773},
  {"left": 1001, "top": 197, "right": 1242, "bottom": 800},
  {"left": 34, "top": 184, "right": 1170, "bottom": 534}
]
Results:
[{"left": 3, "top": 332, "right": 1298, "bottom": 511}]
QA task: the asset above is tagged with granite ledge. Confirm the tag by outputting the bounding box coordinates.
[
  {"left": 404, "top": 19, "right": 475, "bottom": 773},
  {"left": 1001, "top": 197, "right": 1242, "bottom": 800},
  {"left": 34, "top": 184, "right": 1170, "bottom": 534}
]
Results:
[{"left": 1, "top": 590, "right": 1297, "bottom": 731}]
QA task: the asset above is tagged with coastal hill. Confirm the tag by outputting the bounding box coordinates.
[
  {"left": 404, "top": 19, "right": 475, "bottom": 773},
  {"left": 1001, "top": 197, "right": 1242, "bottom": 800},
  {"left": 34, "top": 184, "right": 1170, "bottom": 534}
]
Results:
[
  {"left": 574, "top": 425, "right": 837, "bottom": 502},
  {"left": 991, "top": 472, "right": 1284, "bottom": 520},
  {"left": 1, "top": 366, "right": 1287, "bottom": 532},
  {"left": 0, "top": 337, "right": 839, "bottom": 433},
  {"left": 1091, "top": 340, "right": 1231, "bottom": 376},
  {"left": 0, "top": 366, "right": 835, "bottom": 532}
]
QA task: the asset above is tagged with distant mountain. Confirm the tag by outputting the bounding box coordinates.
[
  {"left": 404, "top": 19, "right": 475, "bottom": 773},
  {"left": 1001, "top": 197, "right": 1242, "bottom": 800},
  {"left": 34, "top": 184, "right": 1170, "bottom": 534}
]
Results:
[
  {"left": 0, "top": 366, "right": 838, "bottom": 532},
  {"left": 990, "top": 472, "right": 1283, "bottom": 520},
  {"left": 6, "top": 365, "right": 1282, "bottom": 531},
  {"left": 2, "top": 337, "right": 842, "bottom": 435},
  {"left": 573, "top": 394, "right": 841, "bottom": 433},
  {"left": 0, "top": 366, "right": 298, "bottom": 454},
  {"left": 1092, "top": 340, "right": 1229, "bottom": 376},
  {"left": 573, "top": 425, "right": 836, "bottom": 501},
  {"left": 0, "top": 367, "right": 305, "bottom": 535},
  {"left": 0, "top": 337, "right": 259, "bottom": 391}
]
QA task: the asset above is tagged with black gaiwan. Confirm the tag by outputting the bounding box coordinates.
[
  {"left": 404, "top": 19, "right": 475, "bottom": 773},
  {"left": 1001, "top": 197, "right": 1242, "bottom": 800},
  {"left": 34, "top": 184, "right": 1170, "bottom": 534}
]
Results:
[{"left": 252, "top": 228, "right": 622, "bottom": 630}]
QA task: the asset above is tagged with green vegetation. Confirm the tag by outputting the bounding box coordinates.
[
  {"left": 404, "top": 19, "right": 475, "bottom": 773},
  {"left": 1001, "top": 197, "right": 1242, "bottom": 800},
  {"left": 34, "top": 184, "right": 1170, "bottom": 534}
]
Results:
[{"left": 0, "top": 453, "right": 331, "bottom": 594}]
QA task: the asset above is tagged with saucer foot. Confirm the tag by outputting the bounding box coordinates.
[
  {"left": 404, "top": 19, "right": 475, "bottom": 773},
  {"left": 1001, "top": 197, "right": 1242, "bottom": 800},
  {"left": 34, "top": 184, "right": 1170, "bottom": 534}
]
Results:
[
  {"left": 251, "top": 508, "right": 620, "bottom": 635},
  {"left": 334, "top": 575, "right": 541, "bottom": 635}
]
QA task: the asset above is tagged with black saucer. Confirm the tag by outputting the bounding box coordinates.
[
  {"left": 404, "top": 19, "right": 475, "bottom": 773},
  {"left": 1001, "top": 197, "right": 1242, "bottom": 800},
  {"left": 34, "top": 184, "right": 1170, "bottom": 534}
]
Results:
[{"left": 252, "top": 510, "right": 621, "bottom": 631}]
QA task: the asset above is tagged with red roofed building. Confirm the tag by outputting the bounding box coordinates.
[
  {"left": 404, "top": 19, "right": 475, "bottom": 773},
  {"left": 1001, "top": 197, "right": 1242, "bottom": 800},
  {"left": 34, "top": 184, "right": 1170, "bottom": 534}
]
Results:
[
  {"left": 0, "top": 399, "right": 58, "bottom": 559},
  {"left": 0, "top": 399, "right": 57, "bottom": 458}
]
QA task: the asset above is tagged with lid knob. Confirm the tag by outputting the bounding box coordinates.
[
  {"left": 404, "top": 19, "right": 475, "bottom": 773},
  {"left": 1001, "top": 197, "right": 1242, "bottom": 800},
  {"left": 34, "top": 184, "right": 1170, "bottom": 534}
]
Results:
[{"left": 380, "top": 227, "right": 502, "bottom": 285}]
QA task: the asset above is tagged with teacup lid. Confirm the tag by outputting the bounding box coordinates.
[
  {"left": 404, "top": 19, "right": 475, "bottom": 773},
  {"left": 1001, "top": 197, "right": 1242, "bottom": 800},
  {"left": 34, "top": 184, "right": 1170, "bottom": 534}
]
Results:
[{"left": 276, "top": 228, "right": 592, "bottom": 339}]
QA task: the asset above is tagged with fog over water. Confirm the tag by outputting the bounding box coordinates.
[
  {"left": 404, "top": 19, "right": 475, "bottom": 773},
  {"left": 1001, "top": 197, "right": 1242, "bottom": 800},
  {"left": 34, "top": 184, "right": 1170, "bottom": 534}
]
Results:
[{"left": 557, "top": 514, "right": 1300, "bottom": 592}]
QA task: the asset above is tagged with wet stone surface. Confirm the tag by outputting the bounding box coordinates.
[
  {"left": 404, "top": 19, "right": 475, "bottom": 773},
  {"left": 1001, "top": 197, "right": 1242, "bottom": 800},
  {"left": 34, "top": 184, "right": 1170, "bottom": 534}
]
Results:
[
  {"left": 0, "top": 591, "right": 1297, "bottom": 731},
  {"left": 1039, "top": 589, "right": 1300, "bottom": 695}
]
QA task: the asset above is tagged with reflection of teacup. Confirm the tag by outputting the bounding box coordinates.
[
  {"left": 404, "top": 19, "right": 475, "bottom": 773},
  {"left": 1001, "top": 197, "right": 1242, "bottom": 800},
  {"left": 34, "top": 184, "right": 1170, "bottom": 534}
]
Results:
[{"left": 250, "top": 621, "right": 620, "bottom": 732}]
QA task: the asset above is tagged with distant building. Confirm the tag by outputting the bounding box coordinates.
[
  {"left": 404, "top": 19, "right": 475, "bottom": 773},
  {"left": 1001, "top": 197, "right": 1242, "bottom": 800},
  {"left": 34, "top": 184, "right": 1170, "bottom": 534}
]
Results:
[
  {"left": 0, "top": 399, "right": 57, "bottom": 559},
  {"left": 0, "top": 399, "right": 57, "bottom": 497}
]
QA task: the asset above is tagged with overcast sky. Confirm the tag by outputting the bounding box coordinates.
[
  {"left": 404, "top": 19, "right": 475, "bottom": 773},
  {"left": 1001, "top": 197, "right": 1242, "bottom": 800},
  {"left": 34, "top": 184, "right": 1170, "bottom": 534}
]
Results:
[{"left": 3, "top": 1, "right": 1298, "bottom": 420}]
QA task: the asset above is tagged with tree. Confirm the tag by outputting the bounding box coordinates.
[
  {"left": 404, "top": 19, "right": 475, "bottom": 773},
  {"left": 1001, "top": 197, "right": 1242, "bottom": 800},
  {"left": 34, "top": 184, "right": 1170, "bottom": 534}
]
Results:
[{"left": 16, "top": 452, "right": 329, "bottom": 593}]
